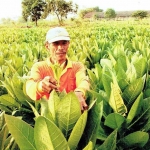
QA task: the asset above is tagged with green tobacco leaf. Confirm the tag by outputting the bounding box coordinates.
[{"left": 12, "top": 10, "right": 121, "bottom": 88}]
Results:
[
  {"left": 50, "top": 63, "right": 63, "bottom": 86},
  {"left": 0, "top": 111, "right": 5, "bottom": 129},
  {"left": 0, "top": 112, "right": 9, "bottom": 150},
  {"left": 97, "top": 129, "right": 117, "bottom": 150},
  {"left": 126, "top": 63, "right": 137, "bottom": 83},
  {"left": 100, "top": 58, "right": 113, "bottom": 69},
  {"left": 56, "top": 92, "right": 81, "bottom": 138},
  {"left": 120, "top": 131, "right": 149, "bottom": 148},
  {"left": 48, "top": 90, "right": 60, "bottom": 123},
  {"left": 94, "top": 63, "right": 102, "bottom": 80},
  {"left": 109, "top": 82, "right": 127, "bottom": 115},
  {"left": 1, "top": 79, "right": 15, "bottom": 98},
  {"left": 116, "top": 55, "right": 127, "bottom": 72},
  {"left": 79, "top": 101, "right": 103, "bottom": 149},
  {"left": 0, "top": 94, "right": 20, "bottom": 108},
  {"left": 34, "top": 116, "right": 70, "bottom": 150},
  {"left": 68, "top": 110, "right": 88, "bottom": 150},
  {"left": 13, "top": 88, "right": 29, "bottom": 105},
  {"left": 0, "top": 124, "right": 9, "bottom": 150},
  {"left": 40, "top": 98, "right": 54, "bottom": 122},
  {"left": 122, "top": 77, "right": 144, "bottom": 107},
  {"left": 102, "top": 67, "right": 113, "bottom": 97},
  {"left": 104, "top": 113, "right": 125, "bottom": 129},
  {"left": 83, "top": 141, "right": 93, "bottom": 150},
  {"left": 134, "top": 57, "right": 147, "bottom": 78},
  {"left": 87, "top": 69, "right": 97, "bottom": 90},
  {"left": 4, "top": 114, "right": 36, "bottom": 150},
  {"left": 126, "top": 92, "right": 143, "bottom": 125}
]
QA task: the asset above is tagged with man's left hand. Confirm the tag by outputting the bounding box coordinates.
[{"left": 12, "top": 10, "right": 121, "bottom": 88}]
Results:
[{"left": 74, "top": 91, "right": 88, "bottom": 112}]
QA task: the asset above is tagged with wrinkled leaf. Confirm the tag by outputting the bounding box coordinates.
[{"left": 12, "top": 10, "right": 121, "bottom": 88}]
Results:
[
  {"left": 68, "top": 110, "right": 88, "bottom": 150},
  {"left": 5, "top": 114, "right": 36, "bottom": 150},
  {"left": 56, "top": 92, "right": 81, "bottom": 138},
  {"left": 109, "top": 82, "right": 127, "bottom": 115},
  {"left": 34, "top": 116, "right": 70, "bottom": 150}
]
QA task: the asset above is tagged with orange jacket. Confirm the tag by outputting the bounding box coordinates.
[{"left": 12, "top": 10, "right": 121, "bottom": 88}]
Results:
[{"left": 26, "top": 58, "right": 90, "bottom": 100}]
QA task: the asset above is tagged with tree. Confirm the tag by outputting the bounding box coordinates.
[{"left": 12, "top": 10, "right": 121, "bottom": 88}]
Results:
[
  {"left": 105, "top": 8, "right": 116, "bottom": 19},
  {"left": 132, "top": 10, "right": 148, "bottom": 19},
  {"left": 79, "top": 7, "right": 103, "bottom": 19},
  {"left": 22, "top": 0, "right": 46, "bottom": 26},
  {"left": 43, "top": 0, "right": 78, "bottom": 25}
]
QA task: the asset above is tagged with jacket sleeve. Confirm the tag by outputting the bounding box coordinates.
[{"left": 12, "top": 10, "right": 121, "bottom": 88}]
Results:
[
  {"left": 74, "top": 62, "right": 90, "bottom": 96},
  {"left": 25, "top": 63, "right": 49, "bottom": 100}
]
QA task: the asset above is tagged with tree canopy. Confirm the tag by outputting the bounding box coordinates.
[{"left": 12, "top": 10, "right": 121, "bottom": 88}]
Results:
[
  {"left": 105, "top": 8, "right": 116, "bottom": 18},
  {"left": 43, "top": 0, "right": 78, "bottom": 25},
  {"left": 132, "top": 10, "right": 148, "bottom": 19},
  {"left": 22, "top": 0, "right": 46, "bottom": 26},
  {"left": 79, "top": 7, "right": 103, "bottom": 19}
]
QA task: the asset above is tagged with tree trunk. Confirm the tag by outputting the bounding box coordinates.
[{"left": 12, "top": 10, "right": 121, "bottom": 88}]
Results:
[
  {"left": 35, "top": 18, "right": 38, "bottom": 26},
  {"left": 55, "top": 12, "right": 63, "bottom": 25}
]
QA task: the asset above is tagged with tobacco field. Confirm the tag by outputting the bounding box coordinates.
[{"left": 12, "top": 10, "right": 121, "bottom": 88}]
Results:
[{"left": 1, "top": 20, "right": 150, "bottom": 150}]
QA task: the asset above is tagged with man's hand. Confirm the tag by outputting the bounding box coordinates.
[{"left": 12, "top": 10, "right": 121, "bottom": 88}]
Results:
[
  {"left": 38, "top": 76, "right": 58, "bottom": 93},
  {"left": 74, "top": 91, "right": 88, "bottom": 112}
]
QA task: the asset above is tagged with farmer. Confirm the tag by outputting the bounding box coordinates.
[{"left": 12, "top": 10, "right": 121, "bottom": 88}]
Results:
[{"left": 26, "top": 27, "right": 90, "bottom": 111}]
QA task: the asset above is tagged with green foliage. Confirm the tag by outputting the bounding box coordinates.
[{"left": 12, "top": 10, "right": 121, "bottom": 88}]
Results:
[
  {"left": 4, "top": 91, "right": 91, "bottom": 150},
  {"left": 78, "top": 7, "right": 103, "bottom": 19},
  {"left": 22, "top": 0, "right": 46, "bottom": 26},
  {"left": 1, "top": 21, "right": 150, "bottom": 149},
  {"left": 43, "top": 0, "right": 78, "bottom": 25},
  {"left": 105, "top": 8, "right": 116, "bottom": 18},
  {"left": 132, "top": 10, "right": 148, "bottom": 19}
]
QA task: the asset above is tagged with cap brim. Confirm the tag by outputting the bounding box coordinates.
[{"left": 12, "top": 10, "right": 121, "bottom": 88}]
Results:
[{"left": 48, "top": 36, "right": 70, "bottom": 43}]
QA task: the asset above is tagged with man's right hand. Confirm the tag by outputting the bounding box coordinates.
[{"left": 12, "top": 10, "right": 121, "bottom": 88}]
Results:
[{"left": 38, "top": 76, "right": 58, "bottom": 93}]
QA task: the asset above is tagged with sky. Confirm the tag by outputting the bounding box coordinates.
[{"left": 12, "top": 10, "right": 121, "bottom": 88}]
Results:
[{"left": 0, "top": 0, "right": 149, "bottom": 20}]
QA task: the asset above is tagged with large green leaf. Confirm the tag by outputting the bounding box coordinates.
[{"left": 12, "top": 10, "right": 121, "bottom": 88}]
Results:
[
  {"left": 34, "top": 116, "right": 70, "bottom": 150},
  {"left": 4, "top": 114, "right": 36, "bottom": 150},
  {"left": 126, "top": 92, "right": 143, "bottom": 125},
  {"left": 97, "top": 129, "right": 117, "bottom": 150},
  {"left": 119, "top": 131, "right": 149, "bottom": 148},
  {"left": 79, "top": 101, "right": 103, "bottom": 149},
  {"left": 109, "top": 82, "right": 127, "bottom": 115},
  {"left": 104, "top": 113, "right": 125, "bottom": 129},
  {"left": 56, "top": 92, "right": 81, "bottom": 138},
  {"left": 40, "top": 98, "right": 54, "bottom": 122},
  {"left": 126, "top": 63, "right": 137, "bottom": 83},
  {"left": 133, "top": 57, "right": 147, "bottom": 78},
  {"left": 13, "top": 88, "right": 30, "bottom": 106},
  {"left": 122, "top": 77, "right": 144, "bottom": 107},
  {"left": 94, "top": 63, "right": 102, "bottom": 81},
  {"left": 0, "top": 94, "right": 20, "bottom": 108},
  {"left": 102, "top": 67, "right": 112, "bottom": 97},
  {"left": 115, "top": 55, "right": 127, "bottom": 72},
  {"left": 68, "top": 110, "right": 88, "bottom": 150},
  {"left": 48, "top": 90, "right": 60, "bottom": 123}
]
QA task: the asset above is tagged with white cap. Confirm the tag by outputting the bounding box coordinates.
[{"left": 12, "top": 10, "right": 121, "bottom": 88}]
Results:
[{"left": 46, "top": 27, "right": 70, "bottom": 43}]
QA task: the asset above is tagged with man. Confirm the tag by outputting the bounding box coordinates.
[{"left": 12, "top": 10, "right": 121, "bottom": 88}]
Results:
[{"left": 26, "top": 27, "right": 90, "bottom": 111}]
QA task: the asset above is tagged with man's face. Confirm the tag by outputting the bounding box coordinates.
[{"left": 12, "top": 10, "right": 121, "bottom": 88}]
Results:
[{"left": 48, "top": 40, "right": 70, "bottom": 64}]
